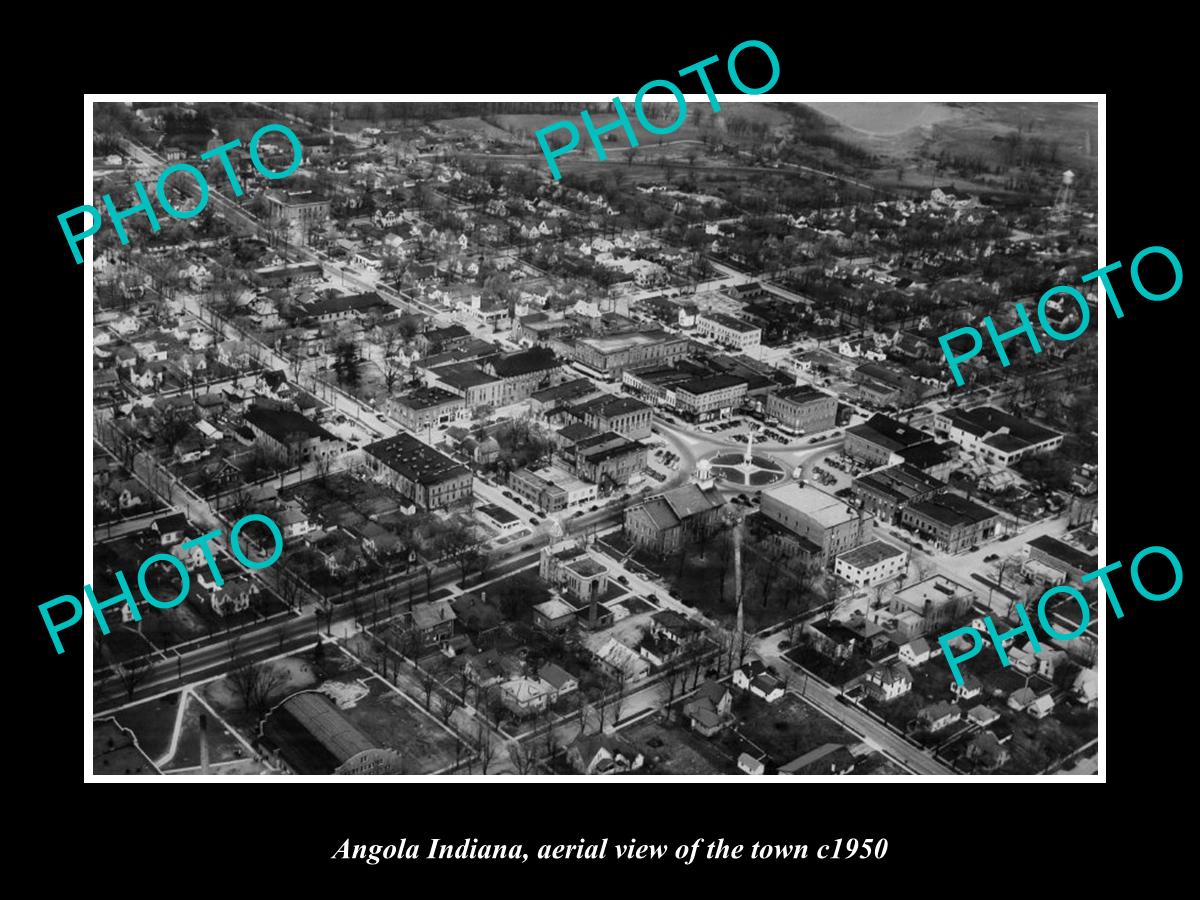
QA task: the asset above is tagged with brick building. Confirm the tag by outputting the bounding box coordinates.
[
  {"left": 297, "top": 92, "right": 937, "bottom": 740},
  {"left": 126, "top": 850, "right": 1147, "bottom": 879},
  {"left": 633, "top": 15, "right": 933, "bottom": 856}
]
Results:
[
  {"left": 363, "top": 432, "right": 473, "bottom": 510},
  {"left": 899, "top": 493, "right": 1001, "bottom": 554},
  {"left": 765, "top": 384, "right": 838, "bottom": 434}
]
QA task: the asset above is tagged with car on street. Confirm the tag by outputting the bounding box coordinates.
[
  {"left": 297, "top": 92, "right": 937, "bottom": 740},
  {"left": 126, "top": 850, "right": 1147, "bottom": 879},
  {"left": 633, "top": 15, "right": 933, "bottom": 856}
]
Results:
[
  {"left": 529, "top": 517, "right": 540, "bottom": 526},
  {"left": 616, "top": 575, "right": 629, "bottom": 585}
]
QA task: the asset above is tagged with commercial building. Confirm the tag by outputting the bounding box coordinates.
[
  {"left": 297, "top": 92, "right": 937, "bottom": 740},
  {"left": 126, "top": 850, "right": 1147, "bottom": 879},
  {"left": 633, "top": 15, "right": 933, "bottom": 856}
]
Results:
[
  {"left": 564, "top": 330, "right": 690, "bottom": 380},
  {"left": 932, "top": 406, "right": 1064, "bottom": 466},
  {"left": 569, "top": 432, "right": 647, "bottom": 489},
  {"left": 363, "top": 432, "right": 473, "bottom": 510},
  {"left": 899, "top": 493, "right": 1001, "bottom": 554},
  {"left": 834, "top": 540, "right": 907, "bottom": 587},
  {"left": 244, "top": 405, "right": 343, "bottom": 467},
  {"left": 623, "top": 482, "right": 725, "bottom": 555},
  {"left": 481, "top": 347, "right": 562, "bottom": 405},
  {"left": 528, "top": 378, "right": 605, "bottom": 419},
  {"left": 765, "top": 385, "right": 837, "bottom": 434},
  {"left": 389, "top": 386, "right": 465, "bottom": 434},
  {"left": 852, "top": 464, "right": 947, "bottom": 523},
  {"left": 427, "top": 362, "right": 503, "bottom": 410},
  {"left": 759, "top": 482, "right": 865, "bottom": 566},
  {"left": 844, "top": 414, "right": 934, "bottom": 467},
  {"left": 894, "top": 440, "right": 959, "bottom": 482},
  {"left": 509, "top": 464, "right": 597, "bottom": 512},
  {"left": 696, "top": 312, "right": 761, "bottom": 351},
  {"left": 575, "top": 395, "right": 653, "bottom": 440},
  {"left": 675, "top": 374, "right": 749, "bottom": 423},
  {"left": 265, "top": 189, "right": 331, "bottom": 242},
  {"left": 1023, "top": 535, "right": 1098, "bottom": 586}
]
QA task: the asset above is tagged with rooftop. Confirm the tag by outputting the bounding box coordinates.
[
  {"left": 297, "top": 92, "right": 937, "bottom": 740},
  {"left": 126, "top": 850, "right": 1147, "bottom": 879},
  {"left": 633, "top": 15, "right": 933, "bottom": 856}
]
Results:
[
  {"left": 364, "top": 432, "right": 470, "bottom": 486},
  {"left": 847, "top": 414, "right": 933, "bottom": 453},
  {"left": 837, "top": 539, "right": 906, "bottom": 570},
  {"left": 763, "top": 482, "right": 858, "bottom": 529}
]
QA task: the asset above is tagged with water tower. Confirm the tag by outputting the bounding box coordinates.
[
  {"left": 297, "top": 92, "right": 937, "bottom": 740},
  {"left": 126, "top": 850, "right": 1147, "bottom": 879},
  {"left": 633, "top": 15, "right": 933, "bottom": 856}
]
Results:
[{"left": 1055, "top": 170, "right": 1075, "bottom": 212}]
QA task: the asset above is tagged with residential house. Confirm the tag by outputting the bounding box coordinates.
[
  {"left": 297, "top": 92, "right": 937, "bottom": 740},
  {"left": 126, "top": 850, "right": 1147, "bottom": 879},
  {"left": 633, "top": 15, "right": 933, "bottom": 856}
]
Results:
[
  {"left": 537, "top": 663, "right": 578, "bottom": 700},
  {"left": 737, "top": 753, "right": 766, "bottom": 776},
  {"left": 917, "top": 701, "right": 961, "bottom": 733},
  {"left": 898, "top": 637, "right": 937, "bottom": 667},
  {"left": 210, "top": 577, "right": 259, "bottom": 617},
  {"left": 152, "top": 513, "right": 188, "bottom": 546},
  {"left": 863, "top": 661, "right": 913, "bottom": 702},
  {"left": 951, "top": 674, "right": 984, "bottom": 701},
  {"left": 778, "top": 743, "right": 857, "bottom": 776},
  {"left": 499, "top": 677, "right": 552, "bottom": 717},
  {"left": 965, "top": 731, "right": 1010, "bottom": 771},
  {"left": 683, "top": 679, "right": 733, "bottom": 737},
  {"left": 409, "top": 600, "right": 456, "bottom": 645},
  {"left": 567, "top": 734, "right": 644, "bottom": 775}
]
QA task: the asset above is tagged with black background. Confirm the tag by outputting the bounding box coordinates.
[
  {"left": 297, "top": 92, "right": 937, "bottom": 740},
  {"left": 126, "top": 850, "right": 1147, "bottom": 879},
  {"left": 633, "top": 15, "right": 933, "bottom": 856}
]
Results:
[{"left": 22, "top": 22, "right": 1189, "bottom": 886}]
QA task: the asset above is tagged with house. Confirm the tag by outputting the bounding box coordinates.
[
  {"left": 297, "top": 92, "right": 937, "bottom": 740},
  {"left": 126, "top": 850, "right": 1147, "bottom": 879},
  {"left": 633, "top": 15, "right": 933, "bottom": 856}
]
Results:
[
  {"left": 464, "top": 649, "right": 517, "bottom": 688},
  {"left": 275, "top": 507, "right": 312, "bottom": 539},
  {"left": 965, "top": 731, "right": 1010, "bottom": 771},
  {"left": 594, "top": 637, "right": 651, "bottom": 682},
  {"left": 951, "top": 674, "right": 983, "bottom": 701},
  {"left": 1027, "top": 693, "right": 1055, "bottom": 720},
  {"left": 499, "top": 677, "right": 552, "bottom": 717},
  {"left": 151, "top": 513, "right": 188, "bottom": 546},
  {"left": 532, "top": 597, "right": 576, "bottom": 632},
  {"left": 863, "top": 661, "right": 913, "bottom": 702},
  {"left": 1036, "top": 648, "right": 1068, "bottom": 681},
  {"left": 566, "top": 733, "right": 644, "bottom": 775},
  {"left": 917, "top": 701, "right": 961, "bottom": 733},
  {"left": 733, "top": 659, "right": 786, "bottom": 703},
  {"left": 1007, "top": 686, "right": 1037, "bottom": 712},
  {"left": 1007, "top": 644, "right": 1037, "bottom": 675},
  {"left": 409, "top": 600, "right": 456, "bottom": 645},
  {"left": 682, "top": 679, "right": 733, "bottom": 737},
  {"left": 805, "top": 621, "right": 859, "bottom": 661},
  {"left": 1073, "top": 667, "right": 1098, "bottom": 708},
  {"left": 966, "top": 705, "right": 1001, "bottom": 729},
  {"left": 210, "top": 577, "right": 259, "bottom": 617},
  {"left": 737, "top": 753, "right": 766, "bottom": 776},
  {"left": 778, "top": 743, "right": 857, "bottom": 776},
  {"left": 898, "top": 637, "right": 937, "bottom": 667},
  {"left": 537, "top": 663, "right": 578, "bottom": 699}
]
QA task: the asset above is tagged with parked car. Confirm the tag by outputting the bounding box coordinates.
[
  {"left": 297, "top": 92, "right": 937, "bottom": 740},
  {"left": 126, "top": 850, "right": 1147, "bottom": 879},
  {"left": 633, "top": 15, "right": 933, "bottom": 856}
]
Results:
[
  {"left": 616, "top": 575, "right": 629, "bottom": 585},
  {"left": 529, "top": 517, "right": 540, "bottom": 526}
]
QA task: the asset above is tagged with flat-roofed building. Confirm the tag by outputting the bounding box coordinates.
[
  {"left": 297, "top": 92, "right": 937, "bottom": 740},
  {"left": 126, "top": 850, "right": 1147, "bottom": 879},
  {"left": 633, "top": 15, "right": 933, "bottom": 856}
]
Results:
[
  {"left": 244, "top": 405, "right": 343, "bottom": 467},
  {"left": 675, "top": 374, "right": 748, "bottom": 423},
  {"left": 852, "top": 463, "right": 947, "bottom": 523},
  {"left": 540, "top": 544, "right": 609, "bottom": 604},
  {"left": 390, "top": 386, "right": 465, "bottom": 433},
  {"left": 696, "top": 312, "right": 761, "bottom": 351},
  {"left": 932, "top": 406, "right": 1064, "bottom": 466},
  {"left": 481, "top": 346, "right": 562, "bottom": 405},
  {"left": 265, "top": 189, "right": 330, "bottom": 243},
  {"left": 766, "top": 384, "right": 837, "bottom": 434},
  {"left": 900, "top": 493, "right": 1000, "bottom": 554},
  {"left": 760, "top": 482, "right": 865, "bottom": 567},
  {"left": 509, "top": 464, "right": 597, "bottom": 512},
  {"left": 363, "top": 432, "right": 472, "bottom": 510},
  {"left": 569, "top": 431, "right": 647, "bottom": 488},
  {"left": 528, "top": 378, "right": 605, "bottom": 419},
  {"left": 844, "top": 414, "right": 934, "bottom": 467},
  {"left": 835, "top": 539, "right": 907, "bottom": 587},
  {"left": 575, "top": 395, "right": 653, "bottom": 440},
  {"left": 1023, "top": 535, "right": 1098, "bottom": 585},
  {"left": 427, "top": 362, "right": 503, "bottom": 410},
  {"left": 884, "top": 575, "right": 975, "bottom": 637},
  {"left": 565, "top": 330, "right": 689, "bottom": 379}
]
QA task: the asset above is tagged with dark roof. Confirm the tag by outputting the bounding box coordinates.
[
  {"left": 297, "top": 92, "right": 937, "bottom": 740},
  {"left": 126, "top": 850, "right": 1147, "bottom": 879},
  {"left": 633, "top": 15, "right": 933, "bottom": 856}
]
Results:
[
  {"left": 245, "top": 405, "right": 336, "bottom": 444},
  {"left": 364, "top": 432, "right": 470, "bottom": 485},
  {"left": 1027, "top": 535, "right": 1098, "bottom": 572},
  {"left": 847, "top": 414, "right": 933, "bottom": 453},
  {"left": 677, "top": 374, "right": 747, "bottom": 395},
  {"left": 906, "top": 493, "right": 999, "bottom": 528},
  {"left": 305, "top": 292, "right": 388, "bottom": 318},
  {"left": 261, "top": 691, "right": 377, "bottom": 775},
  {"left": 578, "top": 395, "right": 651, "bottom": 419},
  {"left": 854, "top": 463, "right": 945, "bottom": 504},
  {"left": 486, "top": 347, "right": 560, "bottom": 378},
  {"left": 394, "top": 386, "right": 463, "bottom": 410},
  {"left": 896, "top": 440, "right": 956, "bottom": 469},
  {"left": 771, "top": 384, "right": 834, "bottom": 405},
  {"left": 943, "top": 406, "right": 1060, "bottom": 446}
]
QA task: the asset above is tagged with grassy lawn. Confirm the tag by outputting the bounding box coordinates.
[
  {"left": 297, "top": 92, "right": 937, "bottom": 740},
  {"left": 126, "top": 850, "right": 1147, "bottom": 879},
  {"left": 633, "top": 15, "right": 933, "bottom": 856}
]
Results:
[
  {"left": 785, "top": 643, "right": 874, "bottom": 688},
  {"left": 341, "top": 676, "right": 458, "bottom": 774},
  {"left": 623, "top": 718, "right": 728, "bottom": 775},
  {"left": 105, "top": 692, "right": 183, "bottom": 763},
  {"left": 166, "top": 693, "right": 248, "bottom": 770},
  {"left": 721, "top": 693, "right": 860, "bottom": 767}
]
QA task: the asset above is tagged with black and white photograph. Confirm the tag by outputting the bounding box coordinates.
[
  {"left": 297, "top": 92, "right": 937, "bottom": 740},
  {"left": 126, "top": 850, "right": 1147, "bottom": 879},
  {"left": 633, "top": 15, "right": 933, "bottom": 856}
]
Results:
[{"left": 81, "top": 95, "right": 1106, "bottom": 780}]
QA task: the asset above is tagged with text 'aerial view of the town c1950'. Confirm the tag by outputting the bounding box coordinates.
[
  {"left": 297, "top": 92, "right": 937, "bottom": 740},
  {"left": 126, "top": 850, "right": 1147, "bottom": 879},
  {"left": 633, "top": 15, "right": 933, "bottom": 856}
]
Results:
[{"left": 90, "top": 99, "right": 1098, "bottom": 778}]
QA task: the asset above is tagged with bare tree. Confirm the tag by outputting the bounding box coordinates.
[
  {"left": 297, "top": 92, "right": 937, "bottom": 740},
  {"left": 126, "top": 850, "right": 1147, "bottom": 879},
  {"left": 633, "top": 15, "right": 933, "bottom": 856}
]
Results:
[
  {"left": 437, "top": 690, "right": 461, "bottom": 726},
  {"left": 607, "top": 667, "right": 628, "bottom": 726},
  {"left": 476, "top": 722, "right": 496, "bottom": 775},
  {"left": 509, "top": 739, "right": 538, "bottom": 775},
  {"left": 228, "top": 661, "right": 289, "bottom": 722},
  {"left": 420, "top": 664, "right": 438, "bottom": 710},
  {"left": 113, "top": 656, "right": 153, "bottom": 703}
]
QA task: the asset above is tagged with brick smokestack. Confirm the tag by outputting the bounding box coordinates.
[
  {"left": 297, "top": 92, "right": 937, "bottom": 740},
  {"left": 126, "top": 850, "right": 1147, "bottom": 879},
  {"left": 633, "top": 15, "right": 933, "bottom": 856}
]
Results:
[{"left": 199, "top": 712, "right": 211, "bottom": 776}]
